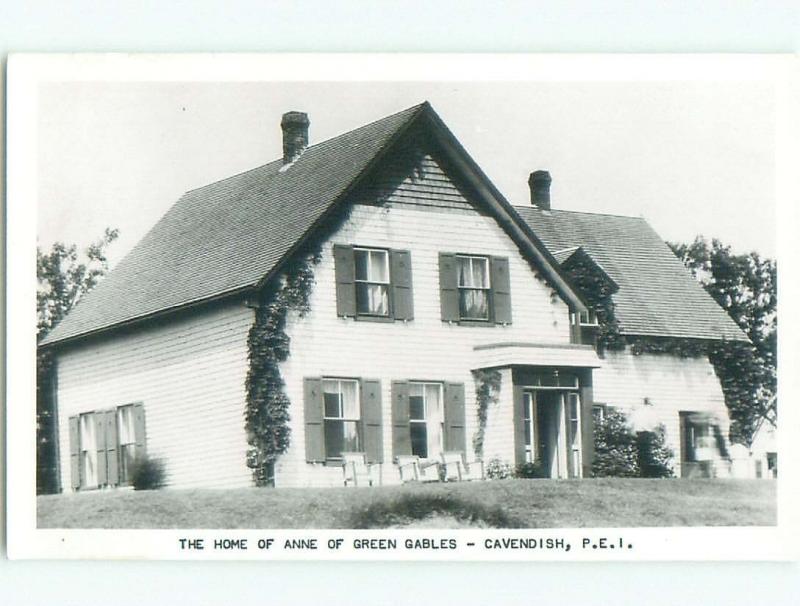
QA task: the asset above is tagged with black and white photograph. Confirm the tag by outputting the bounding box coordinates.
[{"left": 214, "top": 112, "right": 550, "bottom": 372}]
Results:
[{"left": 7, "top": 54, "right": 796, "bottom": 561}]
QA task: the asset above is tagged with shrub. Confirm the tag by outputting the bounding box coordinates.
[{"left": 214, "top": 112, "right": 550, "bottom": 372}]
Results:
[
  {"left": 348, "top": 493, "right": 521, "bottom": 528},
  {"left": 637, "top": 425, "right": 675, "bottom": 478},
  {"left": 591, "top": 408, "right": 640, "bottom": 477},
  {"left": 515, "top": 461, "right": 547, "bottom": 479},
  {"left": 485, "top": 458, "right": 513, "bottom": 480},
  {"left": 129, "top": 455, "right": 166, "bottom": 490}
]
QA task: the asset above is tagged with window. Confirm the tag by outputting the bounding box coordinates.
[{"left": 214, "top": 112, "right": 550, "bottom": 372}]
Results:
[
  {"left": 578, "top": 310, "right": 598, "bottom": 326},
  {"left": 79, "top": 413, "right": 98, "bottom": 489},
  {"left": 323, "top": 379, "right": 361, "bottom": 459},
  {"left": 568, "top": 393, "right": 581, "bottom": 474},
  {"left": 523, "top": 392, "right": 536, "bottom": 463},
  {"left": 408, "top": 382, "right": 445, "bottom": 458},
  {"left": 69, "top": 403, "right": 146, "bottom": 490},
  {"left": 680, "top": 412, "right": 717, "bottom": 462},
  {"left": 117, "top": 405, "right": 137, "bottom": 484},
  {"left": 591, "top": 404, "right": 606, "bottom": 424},
  {"left": 456, "top": 255, "right": 490, "bottom": 320},
  {"left": 354, "top": 248, "right": 390, "bottom": 316}
]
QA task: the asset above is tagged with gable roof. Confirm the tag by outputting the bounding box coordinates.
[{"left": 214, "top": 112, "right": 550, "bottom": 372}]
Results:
[
  {"left": 42, "top": 102, "right": 587, "bottom": 347},
  {"left": 553, "top": 246, "right": 619, "bottom": 293},
  {"left": 515, "top": 207, "right": 748, "bottom": 342}
]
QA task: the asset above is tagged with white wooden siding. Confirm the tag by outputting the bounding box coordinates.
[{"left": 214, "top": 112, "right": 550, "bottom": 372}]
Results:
[
  {"left": 277, "top": 201, "right": 573, "bottom": 486},
  {"left": 56, "top": 302, "right": 254, "bottom": 490},
  {"left": 593, "top": 349, "right": 731, "bottom": 476},
  {"left": 480, "top": 367, "right": 515, "bottom": 465}
]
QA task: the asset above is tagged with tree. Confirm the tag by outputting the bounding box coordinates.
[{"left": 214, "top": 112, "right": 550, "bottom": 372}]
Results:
[
  {"left": 36, "top": 228, "right": 119, "bottom": 494},
  {"left": 669, "top": 236, "right": 776, "bottom": 447}
]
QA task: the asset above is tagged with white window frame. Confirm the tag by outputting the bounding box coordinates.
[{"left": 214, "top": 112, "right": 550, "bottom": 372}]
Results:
[
  {"left": 322, "top": 378, "right": 361, "bottom": 459},
  {"left": 353, "top": 247, "right": 390, "bottom": 317},
  {"left": 456, "top": 254, "right": 491, "bottom": 321},
  {"left": 523, "top": 392, "right": 536, "bottom": 463},
  {"left": 79, "top": 412, "right": 98, "bottom": 489},
  {"left": 567, "top": 392, "right": 582, "bottom": 477},
  {"left": 408, "top": 382, "right": 445, "bottom": 460},
  {"left": 117, "top": 404, "right": 137, "bottom": 485}
]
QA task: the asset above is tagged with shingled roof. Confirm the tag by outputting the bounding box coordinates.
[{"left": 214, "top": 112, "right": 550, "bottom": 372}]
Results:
[
  {"left": 515, "top": 207, "right": 748, "bottom": 342},
  {"left": 42, "top": 102, "right": 588, "bottom": 346},
  {"left": 41, "top": 104, "right": 428, "bottom": 346}
]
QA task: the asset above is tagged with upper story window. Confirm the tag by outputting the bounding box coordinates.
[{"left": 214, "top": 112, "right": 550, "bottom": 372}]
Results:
[
  {"left": 354, "top": 248, "right": 390, "bottom": 316},
  {"left": 439, "top": 252, "right": 512, "bottom": 325},
  {"left": 333, "top": 245, "right": 414, "bottom": 321},
  {"left": 456, "top": 255, "right": 490, "bottom": 320}
]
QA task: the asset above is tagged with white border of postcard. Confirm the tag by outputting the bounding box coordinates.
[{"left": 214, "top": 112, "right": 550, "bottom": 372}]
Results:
[{"left": 7, "top": 53, "right": 800, "bottom": 560}]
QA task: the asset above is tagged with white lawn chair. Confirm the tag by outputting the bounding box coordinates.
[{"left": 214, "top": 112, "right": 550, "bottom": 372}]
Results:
[
  {"left": 441, "top": 451, "right": 485, "bottom": 482},
  {"left": 396, "top": 455, "right": 440, "bottom": 483},
  {"left": 341, "top": 452, "right": 374, "bottom": 487}
]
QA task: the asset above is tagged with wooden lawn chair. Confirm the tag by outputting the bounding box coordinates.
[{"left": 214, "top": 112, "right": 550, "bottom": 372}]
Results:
[
  {"left": 441, "top": 451, "right": 485, "bottom": 481},
  {"left": 396, "top": 455, "right": 440, "bottom": 483},
  {"left": 341, "top": 452, "right": 373, "bottom": 487}
]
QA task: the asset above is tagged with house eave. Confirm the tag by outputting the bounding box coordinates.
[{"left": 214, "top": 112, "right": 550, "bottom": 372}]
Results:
[{"left": 38, "top": 285, "right": 255, "bottom": 351}]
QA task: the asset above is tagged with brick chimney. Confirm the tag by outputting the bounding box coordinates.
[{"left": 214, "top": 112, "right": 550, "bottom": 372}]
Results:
[
  {"left": 529, "top": 170, "right": 552, "bottom": 210},
  {"left": 281, "top": 111, "right": 310, "bottom": 164}
]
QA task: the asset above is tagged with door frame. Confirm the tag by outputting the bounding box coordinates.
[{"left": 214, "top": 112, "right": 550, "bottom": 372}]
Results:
[{"left": 521, "top": 387, "right": 582, "bottom": 479}]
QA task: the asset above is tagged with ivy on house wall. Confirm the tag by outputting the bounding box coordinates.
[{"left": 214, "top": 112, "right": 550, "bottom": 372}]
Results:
[
  {"left": 624, "top": 335, "right": 763, "bottom": 447},
  {"left": 244, "top": 247, "right": 321, "bottom": 486},
  {"left": 562, "top": 253, "right": 626, "bottom": 353},
  {"left": 244, "top": 198, "right": 356, "bottom": 486},
  {"left": 472, "top": 369, "right": 502, "bottom": 459}
]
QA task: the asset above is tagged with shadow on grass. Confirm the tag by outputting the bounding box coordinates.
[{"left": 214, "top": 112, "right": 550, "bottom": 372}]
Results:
[{"left": 347, "top": 492, "right": 525, "bottom": 529}]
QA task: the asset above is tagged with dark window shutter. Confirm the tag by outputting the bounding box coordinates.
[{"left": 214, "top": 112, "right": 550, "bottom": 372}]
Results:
[
  {"left": 361, "top": 379, "right": 383, "bottom": 464},
  {"left": 105, "top": 409, "right": 119, "bottom": 486},
  {"left": 443, "top": 382, "right": 466, "bottom": 452},
  {"left": 490, "top": 256, "right": 512, "bottom": 324},
  {"left": 390, "top": 250, "right": 414, "bottom": 321},
  {"left": 391, "top": 381, "right": 411, "bottom": 458},
  {"left": 68, "top": 415, "right": 80, "bottom": 490},
  {"left": 304, "top": 378, "right": 325, "bottom": 462},
  {"left": 512, "top": 386, "right": 526, "bottom": 466},
  {"left": 679, "top": 412, "right": 692, "bottom": 463},
  {"left": 438, "top": 253, "right": 459, "bottom": 322},
  {"left": 94, "top": 412, "right": 108, "bottom": 486},
  {"left": 133, "top": 403, "right": 147, "bottom": 457},
  {"left": 333, "top": 244, "right": 356, "bottom": 317}
]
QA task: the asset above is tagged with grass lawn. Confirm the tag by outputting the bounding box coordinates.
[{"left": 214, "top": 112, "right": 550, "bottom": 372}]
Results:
[{"left": 37, "top": 478, "right": 776, "bottom": 529}]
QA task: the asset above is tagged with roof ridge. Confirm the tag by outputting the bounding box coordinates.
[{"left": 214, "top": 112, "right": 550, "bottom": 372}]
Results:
[
  {"left": 183, "top": 102, "right": 429, "bottom": 196},
  {"left": 515, "top": 205, "right": 648, "bottom": 222}
]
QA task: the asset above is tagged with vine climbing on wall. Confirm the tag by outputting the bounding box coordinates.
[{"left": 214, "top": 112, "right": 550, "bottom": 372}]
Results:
[
  {"left": 244, "top": 247, "right": 321, "bottom": 486},
  {"left": 472, "top": 368, "right": 502, "bottom": 459}
]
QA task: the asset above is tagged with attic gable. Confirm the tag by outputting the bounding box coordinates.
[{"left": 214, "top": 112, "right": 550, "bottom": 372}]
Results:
[
  {"left": 41, "top": 102, "right": 587, "bottom": 347},
  {"left": 515, "top": 206, "right": 748, "bottom": 342},
  {"left": 556, "top": 246, "right": 620, "bottom": 294}
]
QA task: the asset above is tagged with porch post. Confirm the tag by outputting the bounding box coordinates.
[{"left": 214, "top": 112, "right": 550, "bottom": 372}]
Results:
[{"left": 578, "top": 368, "right": 595, "bottom": 477}]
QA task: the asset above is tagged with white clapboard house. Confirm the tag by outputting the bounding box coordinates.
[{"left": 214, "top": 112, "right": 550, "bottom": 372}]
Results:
[{"left": 40, "top": 102, "right": 748, "bottom": 491}]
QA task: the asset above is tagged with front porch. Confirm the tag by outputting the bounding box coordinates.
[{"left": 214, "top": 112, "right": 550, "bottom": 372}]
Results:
[{"left": 474, "top": 341, "right": 601, "bottom": 479}]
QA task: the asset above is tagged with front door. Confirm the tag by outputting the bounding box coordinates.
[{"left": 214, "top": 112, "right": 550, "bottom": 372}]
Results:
[{"left": 525, "top": 390, "right": 581, "bottom": 479}]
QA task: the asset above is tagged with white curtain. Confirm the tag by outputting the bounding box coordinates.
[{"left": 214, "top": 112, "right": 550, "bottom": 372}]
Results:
[
  {"left": 79, "top": 414, "right": 98, "bottom": 488},
  {"left": 426, "top": 384, "right": 444, "bottom": 457}
]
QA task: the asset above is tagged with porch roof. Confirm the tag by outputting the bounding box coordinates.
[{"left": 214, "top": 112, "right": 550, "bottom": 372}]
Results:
[{"left": 472, "top": 342, "right": 602, "bottom": 370}]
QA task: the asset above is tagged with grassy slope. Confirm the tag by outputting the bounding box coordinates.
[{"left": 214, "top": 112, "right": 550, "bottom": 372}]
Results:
[{"left": 37, "top": 478, "right": 776, "bottom": 529}]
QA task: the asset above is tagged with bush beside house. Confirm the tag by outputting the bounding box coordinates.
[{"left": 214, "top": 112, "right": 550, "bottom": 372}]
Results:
[{"left": 592, "top": 408, "right": 674, "bottom": 478}]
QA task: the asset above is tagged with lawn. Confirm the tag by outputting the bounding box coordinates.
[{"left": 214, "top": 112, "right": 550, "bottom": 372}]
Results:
[{"left": 37, "top": 478, "right": 776, "bottom": 529}]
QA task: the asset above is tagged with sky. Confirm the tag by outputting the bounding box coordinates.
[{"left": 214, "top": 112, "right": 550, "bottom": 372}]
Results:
[{"left": 37, "top": 79, "right": 777, "bottom": 267}]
